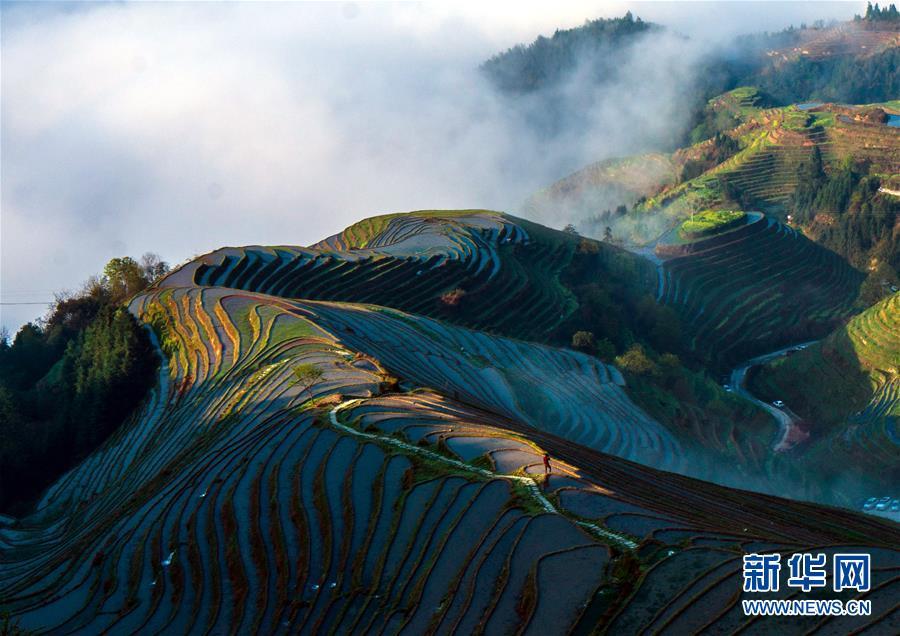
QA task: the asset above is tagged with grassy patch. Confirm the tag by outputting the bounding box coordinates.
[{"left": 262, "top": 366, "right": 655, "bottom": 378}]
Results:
[
  {"left": 679, "top": 210, "right": 746, "bottom": 238},
  {"left": 336, "top": 210, "right": 501, "bottom": 248}
]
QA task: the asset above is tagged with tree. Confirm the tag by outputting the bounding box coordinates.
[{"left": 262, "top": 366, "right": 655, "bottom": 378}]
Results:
[
  {"left": 0, "top": 303, "right": 155, "bottom": 513},
  {"left": 615, "top": 344, "right": 659, "bottom": 376},
  {"left": 571, "top": 330, "right": 596, "bottom": 352},
  {"left": 59, "top": 306, "right": 156, "bottom": 451},
  {"left": 563, "top": 224, "right": 579, "bottom": 235},
  {"left": 603, "top": 226, "right": 613, "bottom": 242},
  {"left": 649, "top": 306, "right": 683, "bottom": 352},
  {"left": 0, "top": 255, "right": 163, "bottom": 513},
  {"left": 292, "top": 363, "right": 324, "bottom": 398},
  {"left": 46, "top": 288, "right": 107, "bottom": 334},
  {"left": 103, "top": 257, "right": 148, "bottom": 302},
  {"left": 140, "top": 252, "right": 170, "bottom": 283}
]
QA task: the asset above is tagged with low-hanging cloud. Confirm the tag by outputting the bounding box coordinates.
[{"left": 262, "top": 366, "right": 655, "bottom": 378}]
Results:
[{"left": 0, "top": 1, "right": 859, "bottom": 333}]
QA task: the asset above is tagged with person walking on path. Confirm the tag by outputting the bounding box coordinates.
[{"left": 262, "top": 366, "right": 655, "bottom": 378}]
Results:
[{"left": 542, "top": 453, "right": 552, "bottom": 475}]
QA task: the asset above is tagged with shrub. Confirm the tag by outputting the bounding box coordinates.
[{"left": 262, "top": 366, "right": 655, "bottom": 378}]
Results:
[
  {"left": 576, "top": 238, "right": 600, "bottom": 254},
  {"left": 595, "top": 338, "right": 616, "bottom": 361},
  {"left": 571, "top": 330, "right": 596, "bottom": 352},
  {"left": 440, "top": 288, "right": 467, "bottom": 307},
  {"left": 615, "top": 344, "right": 659, "bottom": 376}
]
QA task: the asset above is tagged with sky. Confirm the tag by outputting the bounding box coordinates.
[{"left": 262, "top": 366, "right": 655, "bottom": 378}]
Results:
[{"left": 0, "top": 1, "right": 861, "bottom": 334}]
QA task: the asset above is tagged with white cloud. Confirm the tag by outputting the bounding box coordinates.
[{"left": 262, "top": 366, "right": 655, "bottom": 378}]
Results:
[{"left": 0, "top": 1, "right": 864, "bottom": 333}]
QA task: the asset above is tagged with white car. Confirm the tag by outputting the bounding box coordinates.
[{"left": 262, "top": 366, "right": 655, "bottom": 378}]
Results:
[
  {"left": 875, "top": 497, "right": 892, "bottom": 511},
  {"left": 773, "top": 400, "right": 785, "bottom": 408},
  {"left": 863, "top": 497, "right": 878, "bottom": 511},
  {"left": 891, "top": 499, "right": 900, "bottom": 512}
]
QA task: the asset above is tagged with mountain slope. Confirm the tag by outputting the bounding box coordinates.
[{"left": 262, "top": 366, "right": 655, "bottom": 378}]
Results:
[
  {"left": 654, "top": 214, "right": 864, "bottom": 370},
  {"left": 749, "top": 291, "right": 899, "bottom": 488},
  {"left": 166, "top": 210, "right": 671, "bottom": 359},
  {"left": 537, "top": 99, "right": 900, "bottom": 226},
  {"left": 1, "top": 277, "right": 898, "bottom": 634},
  {"left": 169, "top": 210, "right": 587, "bottom": 342}
]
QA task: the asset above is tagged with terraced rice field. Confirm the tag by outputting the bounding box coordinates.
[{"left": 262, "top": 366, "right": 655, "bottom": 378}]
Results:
[
  {"left": 168, "top": 211, "right": 579, "bottom": 342},
  {"left": 827, "top": 114, "right": 900, "bottom": 176},
  {"left": 2, "top": 282, "right": 897, "bottom": 634},
  {"left": 655, "top": 214, "right": 864, "bottom": 370},
  {"left": 529, "top": 99, "right": 900, "bottom": 253},
  {"left": 0, "top": 288, "right": 612, "bottom": 633},
  {"left": 770, "top": 23, "right": 900, "bottom": 62},
  {"left": 703, "top": 105, "right": 900, "bottom": 208},
  {"left": 292, "top": 300, "right": 683, "bottom": 473}
]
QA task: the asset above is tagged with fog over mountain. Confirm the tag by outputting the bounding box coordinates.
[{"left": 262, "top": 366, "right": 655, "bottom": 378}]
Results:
[{"left": 0, "top": 1, "right": 858, "bottom": 333}]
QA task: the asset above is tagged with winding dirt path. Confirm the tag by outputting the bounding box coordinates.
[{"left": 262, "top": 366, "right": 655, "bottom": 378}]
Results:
[{"left": 328, "top": 399, "right": 638, "bottom": 549}]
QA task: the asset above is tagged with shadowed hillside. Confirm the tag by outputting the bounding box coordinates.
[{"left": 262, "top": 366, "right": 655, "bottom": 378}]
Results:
[
  {"left": 0, "top": 214, "right": 897, "bottom": 634},
  {"left": 654, "top": 214, "right": 864, "bottom": 371},
  {"left": 166, "top": 210, "right": 665, "bottom": 351},
  {"left": 749, "top": 291, "right": 899, "bottom": 500},
  {"left": 151, "top": 212, "right": 873, "bottom": 492},
  {"left": 1, "top": 273, "right": 897, "bottom": 634}
]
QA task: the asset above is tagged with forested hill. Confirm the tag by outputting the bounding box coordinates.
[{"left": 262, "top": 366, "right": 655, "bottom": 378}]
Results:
[
  {"left": 480, "top": 12, "right": 657, "bottom": 93},
  {"left": 482, "top": 10, "right": 899, "bottom": 141}
]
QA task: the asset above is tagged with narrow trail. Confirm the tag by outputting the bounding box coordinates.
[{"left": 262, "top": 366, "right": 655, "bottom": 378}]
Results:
[
  {"left": 730, "top": 341, "right": 819, "bottom": 452},
  {"left": 328, "top": 399, "right": 638, "bottom": 550}
]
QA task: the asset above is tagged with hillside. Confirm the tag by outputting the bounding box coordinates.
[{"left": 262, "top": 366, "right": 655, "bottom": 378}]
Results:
[
  {"left": 532, "top": 96, "right": 900, "bottom": 216},
  {"left": 525, "top": 153, "right": 679, "bottom": 232},
  {"left": 481, "top": 12, "right": 657, "bottom": 94},
  {"left": 485, "top": 16, "right": 900, "bottom": 105},
  {"left": 1, "top": 242, "right": 898, "bottom": 633},
  {"left": 749, "top": 291, "right": 899, "bottom": 490},
  {"left": 172, "top": 210, "right": 585, "bottom": 342},
  {"left": 530, "top": 95, "right": 900, "bottom": 280},
  {"left": 4, "top": 5, "right": 900, "bottom": 634},
  {"left": 654, "top": 213, "right": 864, "bottom": 371},
  {"left": 159, "top": 212, "right": 876, "bottom": 485},
  {"left": 485, "top": 12, "right": 899, "bottom": 159}
]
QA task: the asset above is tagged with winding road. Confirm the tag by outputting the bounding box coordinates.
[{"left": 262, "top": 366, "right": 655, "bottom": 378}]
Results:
[
  {"left": 730, "top": 341, "right": 819, "bottom": 452},
  {"left": 732, "top": 342, "right": 900, "bottom": 521}
]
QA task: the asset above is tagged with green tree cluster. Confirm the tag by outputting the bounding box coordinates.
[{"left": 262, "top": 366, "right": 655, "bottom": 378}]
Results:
[
  {"left": 0, "top": 254, "right": 166, "bottom": 514},
  {"left": 857, "top": 2, "right": 900, "bottom": 21},
  {"left": 480, "top": 12, "right": 654, "bottom": 93},
  {"left": 788, "top": 156, "right": 899, "bottom": 272}
]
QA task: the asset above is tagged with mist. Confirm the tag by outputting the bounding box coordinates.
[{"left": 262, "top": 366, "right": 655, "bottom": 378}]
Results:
[{"left": 0, "top": 1, "right": 861, "bottom": 334}]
